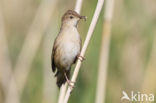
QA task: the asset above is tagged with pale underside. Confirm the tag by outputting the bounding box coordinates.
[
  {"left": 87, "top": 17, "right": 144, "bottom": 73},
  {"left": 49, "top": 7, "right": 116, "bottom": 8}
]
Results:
[{"left": 54, "top": 25, "right": 81, "bottom": 70}]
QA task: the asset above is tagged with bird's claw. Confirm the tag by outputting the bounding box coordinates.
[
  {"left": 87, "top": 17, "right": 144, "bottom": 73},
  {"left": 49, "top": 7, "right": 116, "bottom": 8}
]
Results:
[
  {"left": 67, "top": 80, "right": 75, "bottom": 88},
  {"left": 77, "top": 55, "right": 85, "bottom": 62},
  {"left": 64, "top": 72, "right": 75, "bottom": 88}
]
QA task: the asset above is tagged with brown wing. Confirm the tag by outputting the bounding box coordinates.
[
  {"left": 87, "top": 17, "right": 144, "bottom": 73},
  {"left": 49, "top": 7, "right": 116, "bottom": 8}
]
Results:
[{"left": 51, "top": 39, "right": 57, "bottom": 72}]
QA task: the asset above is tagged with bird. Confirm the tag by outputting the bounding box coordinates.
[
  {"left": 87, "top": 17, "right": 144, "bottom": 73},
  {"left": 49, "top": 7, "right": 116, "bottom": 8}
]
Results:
[{"left": 51, "top": 10, "right": 86, "bottom": 88}]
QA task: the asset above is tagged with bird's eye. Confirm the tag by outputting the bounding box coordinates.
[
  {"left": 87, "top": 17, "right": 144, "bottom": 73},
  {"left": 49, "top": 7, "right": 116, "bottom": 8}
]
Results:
[{"left": 70, "top": 16, "right": 73, "bottom": 19}]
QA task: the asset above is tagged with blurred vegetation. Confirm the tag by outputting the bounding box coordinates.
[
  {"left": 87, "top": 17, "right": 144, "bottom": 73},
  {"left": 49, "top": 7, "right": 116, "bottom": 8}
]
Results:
[{"left": 0, "top": 0, "right": 156, "bottom": 103}]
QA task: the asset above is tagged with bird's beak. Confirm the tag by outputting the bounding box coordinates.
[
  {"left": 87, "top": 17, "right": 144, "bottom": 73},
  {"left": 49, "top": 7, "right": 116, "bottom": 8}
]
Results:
[{"left": 80, "top": 16, "right": 87, "bottom": 21}]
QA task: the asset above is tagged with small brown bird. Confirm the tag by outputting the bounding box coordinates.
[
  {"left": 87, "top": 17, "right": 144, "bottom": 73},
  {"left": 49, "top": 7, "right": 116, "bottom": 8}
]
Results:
[{"left": 51, "top": 10, "right": 86, "bottom": 88}]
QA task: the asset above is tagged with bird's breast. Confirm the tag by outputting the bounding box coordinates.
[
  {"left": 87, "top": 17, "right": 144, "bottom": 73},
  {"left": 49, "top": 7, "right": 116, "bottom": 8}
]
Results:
[{"left": 55, "top": 26, "right": 81, "bottom": 69}]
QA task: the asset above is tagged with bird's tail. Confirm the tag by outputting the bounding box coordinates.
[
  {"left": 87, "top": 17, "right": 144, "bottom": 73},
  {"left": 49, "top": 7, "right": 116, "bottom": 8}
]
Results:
[{"left": 55, "top": 70, "right": 70, "bottom": 88}]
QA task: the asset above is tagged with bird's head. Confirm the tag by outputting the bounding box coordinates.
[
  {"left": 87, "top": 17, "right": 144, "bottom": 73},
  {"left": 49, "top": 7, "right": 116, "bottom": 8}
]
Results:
[{"left": 61, "top": 10, "right": 86, "bottom": 27}]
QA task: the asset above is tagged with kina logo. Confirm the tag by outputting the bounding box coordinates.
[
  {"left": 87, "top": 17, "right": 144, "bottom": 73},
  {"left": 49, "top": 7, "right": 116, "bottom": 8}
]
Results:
[{"left": 121, "top": 91, "right": 154, "bottom": 102}]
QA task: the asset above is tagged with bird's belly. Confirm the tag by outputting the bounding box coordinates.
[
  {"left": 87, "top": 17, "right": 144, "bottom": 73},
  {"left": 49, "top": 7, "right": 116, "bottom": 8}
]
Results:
[
  {"left": 56, "top": 41, "right": 80, "bottom": 69},
  {"left": 64, "top": 42, "right": 80, "bottom": 59}
]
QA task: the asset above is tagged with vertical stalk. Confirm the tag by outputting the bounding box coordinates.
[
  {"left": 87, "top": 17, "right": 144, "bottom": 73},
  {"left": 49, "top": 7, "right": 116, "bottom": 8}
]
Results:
[
  {"left": 95, "top": 0, "right": 114, "bottom": 103},
  {"left": 5, "top": 0, "right": 58, "bottom": 103},
  {"left": 0, "top": 7, "right": 20, "bottom": 103},
  {"left": 142, "top": 30, "right": 156, "bottom": 95}
]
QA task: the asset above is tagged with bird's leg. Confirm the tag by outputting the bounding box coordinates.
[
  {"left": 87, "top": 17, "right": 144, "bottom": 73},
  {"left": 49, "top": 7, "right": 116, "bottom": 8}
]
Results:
[
  {"left": 64, "top": 72, "right": 75, "bottom": 88},
  {"left": 77, "top": 53, "right": 85, "bottom": 62}
]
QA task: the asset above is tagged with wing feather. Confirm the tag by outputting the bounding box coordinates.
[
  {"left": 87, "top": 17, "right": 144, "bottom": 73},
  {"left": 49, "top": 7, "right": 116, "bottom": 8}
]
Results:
[{"left": 51, "top": 39, "right": 57, "bottom": 72}]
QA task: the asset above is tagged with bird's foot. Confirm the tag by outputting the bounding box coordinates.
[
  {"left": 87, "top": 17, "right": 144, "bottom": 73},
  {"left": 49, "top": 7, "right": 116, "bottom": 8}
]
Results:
[
  {"left": 77, "top": 54, "right": 85, "bottom": 62},
  {"left": 66, "top": 79, "right": 75, "bottom": 89},
  {"left": 64, "top": 72, "right": 75, "bottom": 88}
]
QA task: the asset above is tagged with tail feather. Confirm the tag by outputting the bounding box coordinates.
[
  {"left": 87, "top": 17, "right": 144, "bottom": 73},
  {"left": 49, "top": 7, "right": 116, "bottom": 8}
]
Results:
[{"left": 55, "top": 70, "right": 70, "bottom": 88}]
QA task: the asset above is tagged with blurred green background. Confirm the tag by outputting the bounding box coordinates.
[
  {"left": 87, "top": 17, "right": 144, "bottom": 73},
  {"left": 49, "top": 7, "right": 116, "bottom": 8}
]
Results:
[{"left": 0, "top": 0, "right": 156, "bottom": 103}]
